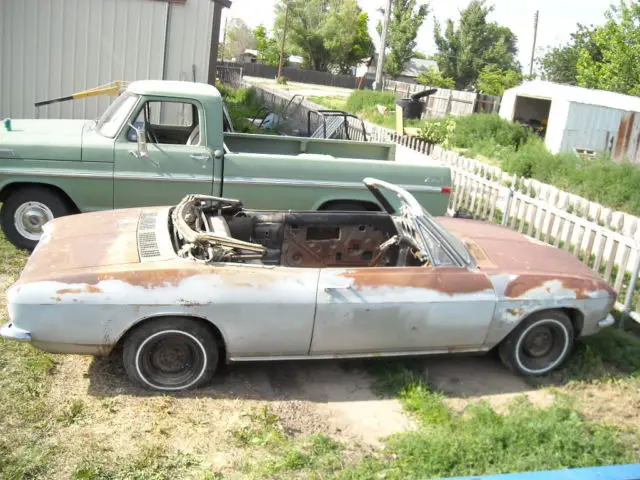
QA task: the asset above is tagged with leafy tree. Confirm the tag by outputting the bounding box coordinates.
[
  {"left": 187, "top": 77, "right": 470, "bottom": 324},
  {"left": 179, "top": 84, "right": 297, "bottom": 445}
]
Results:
[
  {"left": 254, "top": 25, "right": 284, "bottom": 67},
  {"left": 275, "top": 0, "right": 373, "bottom": 72},
  {"left": 433, "top": 0, "right": 520, "bottom": 90},
  {"left": 576, "top": 1, "right": 640, "bottom": 95},
  {"left": 477, "top": 65, "right": 521, "bottom": 95},
  {"left": 323, "top": 2, "right": 374, "bottom": 74},
  {"left": 412, "top": 51, "right": 428, "bottom": 60},
  {"left": 538, "top": 25, "right": 597, "bottom": 85},
  {"left": 223, "top": 18, "right": 257, "bottom": 60},
  {"left": 377, "top": 0, "right": 430, "bottom": 77},
  {"left": 417, "top": 67, "right": 455, "bottom": 88}
]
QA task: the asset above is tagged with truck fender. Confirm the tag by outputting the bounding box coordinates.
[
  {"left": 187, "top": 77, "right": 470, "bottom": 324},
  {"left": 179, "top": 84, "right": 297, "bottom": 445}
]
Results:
[{"left": 0, "top": 181, "right": 80, "bottom": 213}]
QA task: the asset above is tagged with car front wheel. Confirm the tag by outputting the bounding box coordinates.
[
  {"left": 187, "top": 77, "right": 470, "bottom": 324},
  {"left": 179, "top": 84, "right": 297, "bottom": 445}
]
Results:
[
  {"left": 498, "top": 310, "right": 574, "bottom": 376},
  {"left": 123, "top": 317, "right": 218, "bottom": 391}
]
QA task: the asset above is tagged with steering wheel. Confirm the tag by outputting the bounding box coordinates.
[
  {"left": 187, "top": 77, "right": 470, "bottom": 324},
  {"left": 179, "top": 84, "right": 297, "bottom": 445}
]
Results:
[
  {"left": 369, "top": 234, "right": 431, "bottom": 268},
  {"left": 369, "top": 235, "right": 401, "bottom": 267}
]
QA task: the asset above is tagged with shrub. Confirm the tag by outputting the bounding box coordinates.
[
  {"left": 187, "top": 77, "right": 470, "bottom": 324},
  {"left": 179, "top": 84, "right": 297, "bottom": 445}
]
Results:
[
  {"left": 277, "top": 75, "right": 288, "bottom": 85},
  {"left": 419, "top": 117, "right": 456, "bottom": 147},
  {"left": 451, "top": 114, "right": 530, "bottom": 150}
]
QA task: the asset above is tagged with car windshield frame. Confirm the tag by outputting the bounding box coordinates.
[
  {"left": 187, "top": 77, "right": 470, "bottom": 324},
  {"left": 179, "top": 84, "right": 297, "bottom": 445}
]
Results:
[
  {"left": 95, "top": 92, "right": 140, "bottom": 138},
  {"left": 363, "top": 177, "right": 474, "bottom": 268}
]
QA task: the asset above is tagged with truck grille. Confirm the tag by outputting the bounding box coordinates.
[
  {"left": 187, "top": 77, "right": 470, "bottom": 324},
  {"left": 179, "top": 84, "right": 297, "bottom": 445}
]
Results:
[{"left": 137, "top": 212, "right": 161, "bottom": 260}]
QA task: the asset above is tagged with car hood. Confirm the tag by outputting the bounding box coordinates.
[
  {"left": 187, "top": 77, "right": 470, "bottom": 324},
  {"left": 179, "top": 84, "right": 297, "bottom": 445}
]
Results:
[
  {"left": 436, "top": 217, "right": 600, "bottom": 278},
  {"left": 17, "top": 208, "right": 150, "bottom": 283},
  {"left": 0, "top": 119, "right": 91, "bottom": 161}
]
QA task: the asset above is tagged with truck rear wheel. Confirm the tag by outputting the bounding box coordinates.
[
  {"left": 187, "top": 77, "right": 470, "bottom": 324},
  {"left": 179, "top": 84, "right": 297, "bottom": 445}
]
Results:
[
  {"left": 1, "top": 187, "right": 71, "bottom": 251},
  {"left": 321, "top": 201, "right": 375, "bottom": 212}
]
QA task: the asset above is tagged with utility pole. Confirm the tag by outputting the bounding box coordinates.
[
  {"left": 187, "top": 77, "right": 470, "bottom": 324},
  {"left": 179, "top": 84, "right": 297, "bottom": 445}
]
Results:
[
  {"left": 221, "top": 16, "right": 228, "bottom": 63},
  {"left": 529, "top": 10, "right": 539, "bottom": 77},
  {"left": 277, "top": 3, "right": 290, "bottom": 79},
  {"left": 374, "top": 0, "right": 393, "bottom": 91},
  {"left": 207, "top": 0, "right": 232, "bottom": 85}
]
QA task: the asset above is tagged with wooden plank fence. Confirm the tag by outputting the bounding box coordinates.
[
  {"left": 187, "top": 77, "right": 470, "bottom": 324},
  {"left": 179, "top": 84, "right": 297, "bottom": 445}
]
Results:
[{"left": 382, "top": 79, "right": 501, "bottom": 117}]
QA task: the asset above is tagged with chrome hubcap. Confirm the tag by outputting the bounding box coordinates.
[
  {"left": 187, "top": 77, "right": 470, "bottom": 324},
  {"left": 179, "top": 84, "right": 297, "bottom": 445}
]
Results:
[{"left": 14, "top": 202, "right": 54, "bottom": 241}]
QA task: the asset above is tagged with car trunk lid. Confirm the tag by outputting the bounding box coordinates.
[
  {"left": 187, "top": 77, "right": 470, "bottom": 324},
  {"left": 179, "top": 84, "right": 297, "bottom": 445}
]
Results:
[{"left": 436, "top": 217, "right": 599, "bottom": 277}]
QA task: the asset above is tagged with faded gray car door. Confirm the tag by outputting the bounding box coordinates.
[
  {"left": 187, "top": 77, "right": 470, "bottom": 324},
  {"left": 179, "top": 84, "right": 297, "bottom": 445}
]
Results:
[
  {"left": 310, "top": 266, "right": 497, "bottom": 354},
  {"left": 205, "top": 265, "right": 322, "bottom": 359}
]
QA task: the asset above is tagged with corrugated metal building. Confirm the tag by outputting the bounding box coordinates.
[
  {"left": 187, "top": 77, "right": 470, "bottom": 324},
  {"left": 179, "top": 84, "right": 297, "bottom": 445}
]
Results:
[
  {"left": 500, "top": 81, "right": 640, "bottom": 162},
  {"left": 0, "top": 0, "right": 215, "bottom": 119}
]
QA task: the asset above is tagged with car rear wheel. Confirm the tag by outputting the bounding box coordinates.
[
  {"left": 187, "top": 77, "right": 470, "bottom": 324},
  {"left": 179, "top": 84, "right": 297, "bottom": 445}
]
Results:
[
  {"left": 1, "top": 187, "right": 71, "bottom": 250},
  {"left": 498, "top": 310, "right": 574, "bottom": 376},
  {"left": 123, "top": 317, "right": 218, "bottom": 391}
]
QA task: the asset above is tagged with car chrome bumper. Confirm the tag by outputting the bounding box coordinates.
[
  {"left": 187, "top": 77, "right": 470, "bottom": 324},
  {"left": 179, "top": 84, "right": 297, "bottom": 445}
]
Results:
[
  {"left": 598, "top": 314, "right": 615, "bottom": 329},
  {"left": 0, "top": 322, "right": 32, "bottom": 342}
]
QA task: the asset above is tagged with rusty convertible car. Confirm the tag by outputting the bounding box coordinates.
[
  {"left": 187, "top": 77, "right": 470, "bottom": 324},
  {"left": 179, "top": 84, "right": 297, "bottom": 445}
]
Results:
[{"left": 1, "top": 178, "right": 615, "bottom": 391}]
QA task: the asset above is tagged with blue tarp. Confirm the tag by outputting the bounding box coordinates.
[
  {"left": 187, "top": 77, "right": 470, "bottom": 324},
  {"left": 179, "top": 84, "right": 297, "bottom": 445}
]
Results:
[{"left": 437, "top": 464, "right": 640, "bottom": 480}]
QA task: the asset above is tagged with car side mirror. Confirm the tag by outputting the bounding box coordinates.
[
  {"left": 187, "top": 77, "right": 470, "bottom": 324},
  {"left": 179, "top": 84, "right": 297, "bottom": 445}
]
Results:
[{"left": 128, "top": 123, "right": 148, "bottom": 158}]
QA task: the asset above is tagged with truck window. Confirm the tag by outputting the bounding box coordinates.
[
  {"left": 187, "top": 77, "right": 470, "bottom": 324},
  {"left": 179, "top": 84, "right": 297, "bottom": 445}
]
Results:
[
  {"left": 128, "top": 100, "right": 202, "bottom": 146},
  {"left": 96, "top": 92, "right": 139, "bottom": 138}
]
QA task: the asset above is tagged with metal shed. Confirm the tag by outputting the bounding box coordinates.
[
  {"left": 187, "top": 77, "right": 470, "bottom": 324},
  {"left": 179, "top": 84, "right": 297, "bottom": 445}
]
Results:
[
  {"left": 499, "top": 81, "right": 640, "bottom": 162},
  {"left": 0, "top": 0, "right": 216, "bottom": 120}
]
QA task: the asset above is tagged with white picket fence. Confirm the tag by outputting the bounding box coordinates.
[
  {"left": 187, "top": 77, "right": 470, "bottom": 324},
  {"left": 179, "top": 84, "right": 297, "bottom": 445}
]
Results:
[{"left": 246, "top": 81, "right": 640, "bottom": 324}]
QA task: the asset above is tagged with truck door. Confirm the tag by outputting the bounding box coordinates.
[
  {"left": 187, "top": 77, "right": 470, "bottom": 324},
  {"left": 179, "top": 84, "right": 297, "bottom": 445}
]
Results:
[{"left": 113, "top": 98, "right": 214, "bottom": 208}]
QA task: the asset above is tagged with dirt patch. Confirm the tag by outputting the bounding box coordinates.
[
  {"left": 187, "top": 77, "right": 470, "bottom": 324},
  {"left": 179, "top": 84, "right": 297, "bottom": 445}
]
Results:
[
  {"left": 565, "top": 379, "right": 640, "bottom": 430},
  {"left": 425, "top": 355, "right": 555, "bottom": 413},
  {"left": 265, "top": 362, "right": 415, "bottom": 445},
  {"left": 44, "top": 355, "right": 413, "bottom": 477}
]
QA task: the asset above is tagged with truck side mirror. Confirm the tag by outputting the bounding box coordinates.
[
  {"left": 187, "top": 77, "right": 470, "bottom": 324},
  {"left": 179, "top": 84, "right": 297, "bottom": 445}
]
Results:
[{"left": 128, "top": 123, "right": 148, "bottom": 158}]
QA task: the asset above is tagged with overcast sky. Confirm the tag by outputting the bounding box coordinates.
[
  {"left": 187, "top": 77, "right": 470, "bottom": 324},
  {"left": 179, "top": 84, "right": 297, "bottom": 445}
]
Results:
[{"left": 223, "top": 0, "right": 612, "bottom": 72}]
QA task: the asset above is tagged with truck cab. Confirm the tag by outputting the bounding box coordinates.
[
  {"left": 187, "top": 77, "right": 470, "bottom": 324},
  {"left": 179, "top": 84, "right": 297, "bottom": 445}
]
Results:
[{"left": 0, "top": 80, "right": 452, "bottom": 250}]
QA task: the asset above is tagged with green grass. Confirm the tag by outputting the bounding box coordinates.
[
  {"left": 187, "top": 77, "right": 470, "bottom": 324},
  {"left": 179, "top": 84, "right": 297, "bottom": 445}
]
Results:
[
  {"left": 556, "top": 327, "right": 640, "bottom": 382},
  {"left": 309, "top": 91, "right": 424, "bottom": 131},
  {"left": 72, "top": 445, "right": 216, "bottom": 480},
  {"left": 0, "top": 236, "right": 55, "bottom": 479},
  {"left": 339, "top": 394, "right": 635, "bottom": 479},
  {"left": 231, "top": 406, "right": 346, "bottom": 479},
  {"left": 344, "top": 90, "right": 397, "bottom": 114},
  {"left": 0, "top": 340, "right": 57, "bottom": 479},
  {"left": 337, "top": 354, "right": 638, "bottom": 480},
  {"left": 308, "top": 95, "right": 347, "bottom": 111}
]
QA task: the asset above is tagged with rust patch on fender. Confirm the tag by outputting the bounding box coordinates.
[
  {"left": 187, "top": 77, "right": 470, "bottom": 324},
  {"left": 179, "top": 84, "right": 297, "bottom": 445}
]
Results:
[
  {"left": 506, "top": 307, "right": 526, "bottom": 317},
  {"left": 56, "top": 285, "right": 103, "bottom": 295},
  {"left": 340, "top": 266, "right": 493, "bottom": 295},
  {"left": 504, "top": 275, "right": 604, "bottom": 300},
  {"left": 55, "top": 267, "right": 199, "bottom": 290}
]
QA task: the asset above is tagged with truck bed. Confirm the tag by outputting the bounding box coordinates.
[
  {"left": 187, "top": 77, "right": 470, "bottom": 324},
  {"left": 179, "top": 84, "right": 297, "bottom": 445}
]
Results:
[{"left": 224, "top": 132, "right": 396, "bottom": 161}]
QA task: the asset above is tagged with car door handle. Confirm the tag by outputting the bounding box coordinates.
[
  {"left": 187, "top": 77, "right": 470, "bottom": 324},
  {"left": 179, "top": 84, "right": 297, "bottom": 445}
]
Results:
[
  {"left": 324, "top": 285, "right": 352, "bottom": 293},
  {"left": 190, "top": 154, "right": 211, "bottom": 162}
]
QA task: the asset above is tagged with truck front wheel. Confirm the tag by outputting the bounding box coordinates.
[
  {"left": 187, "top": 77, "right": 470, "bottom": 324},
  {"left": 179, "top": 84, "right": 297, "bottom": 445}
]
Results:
[{"left": 1, "top": 187, "right": 72, "bottom": 251}]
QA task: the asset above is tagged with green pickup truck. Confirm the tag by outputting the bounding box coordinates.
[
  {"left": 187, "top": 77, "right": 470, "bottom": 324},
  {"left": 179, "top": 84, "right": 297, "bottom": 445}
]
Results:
[{"left": 0, "top": 80, "right": 452, "bottom": 250}]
